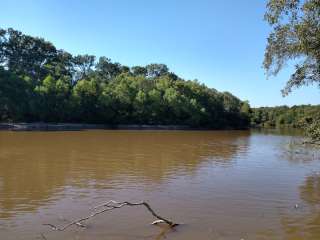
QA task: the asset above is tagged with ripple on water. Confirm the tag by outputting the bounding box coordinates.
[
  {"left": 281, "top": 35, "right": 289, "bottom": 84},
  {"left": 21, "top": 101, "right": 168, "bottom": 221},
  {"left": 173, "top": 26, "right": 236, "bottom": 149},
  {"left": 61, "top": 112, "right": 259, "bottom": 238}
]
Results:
[{"left": 0, "top": 130, "right": 319, "bottom": 239}]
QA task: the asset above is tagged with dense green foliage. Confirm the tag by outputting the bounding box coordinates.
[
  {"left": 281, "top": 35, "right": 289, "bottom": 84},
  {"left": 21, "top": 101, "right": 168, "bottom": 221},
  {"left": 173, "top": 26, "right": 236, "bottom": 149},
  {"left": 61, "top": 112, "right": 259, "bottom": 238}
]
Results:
[
  {"left": 264, "top": 0, "right": 320, "bottom": 141},
  {"left": 251, "top": 105, "right": 320, "bottom": 131},
  {"left": 264, "top": 0, "right": 320, "bottom": 96},
  {"left": 0, "top": 28, "right": 249, "bottom": 128},
  {"left": 305, "top": 118, "right": 320, "bottom": 141}
]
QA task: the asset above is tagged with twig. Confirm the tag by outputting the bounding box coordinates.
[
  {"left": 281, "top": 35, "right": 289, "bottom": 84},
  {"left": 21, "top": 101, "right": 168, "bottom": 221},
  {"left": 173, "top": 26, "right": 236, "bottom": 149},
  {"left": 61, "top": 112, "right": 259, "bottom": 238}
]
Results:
[
  {"left": 40, "top": 233, "right": 47, "bottom": 240},
  {"left": 43, "top": 200, "right": 178, "bottom": 232}
]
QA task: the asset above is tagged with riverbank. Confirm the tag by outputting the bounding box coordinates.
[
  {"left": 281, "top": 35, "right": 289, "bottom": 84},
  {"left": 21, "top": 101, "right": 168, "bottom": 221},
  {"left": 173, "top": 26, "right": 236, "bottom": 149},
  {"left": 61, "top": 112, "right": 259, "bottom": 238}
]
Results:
[
  {"left": 0, "top": 123, "right": 250, "bottom": 131},
  {"left": 0, "top": 123, "right": 195, "bottom": 131}
]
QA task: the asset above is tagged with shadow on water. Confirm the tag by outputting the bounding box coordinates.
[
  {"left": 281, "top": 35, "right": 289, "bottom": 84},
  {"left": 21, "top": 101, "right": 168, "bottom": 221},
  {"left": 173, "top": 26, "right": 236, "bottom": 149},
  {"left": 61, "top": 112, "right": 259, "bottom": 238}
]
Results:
[
  {"left": 279, "top": 173, "right": 320, "bottom": 240},
  {"left": 253, "top": 172, "right": 320, "bottom": 240}
]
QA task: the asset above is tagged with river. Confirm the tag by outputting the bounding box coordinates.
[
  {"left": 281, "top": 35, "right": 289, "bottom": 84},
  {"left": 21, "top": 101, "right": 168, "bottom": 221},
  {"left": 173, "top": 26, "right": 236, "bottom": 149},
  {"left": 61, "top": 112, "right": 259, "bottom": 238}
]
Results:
[{"left": 0, "top": 130, "right": 319, "bottom": 239}]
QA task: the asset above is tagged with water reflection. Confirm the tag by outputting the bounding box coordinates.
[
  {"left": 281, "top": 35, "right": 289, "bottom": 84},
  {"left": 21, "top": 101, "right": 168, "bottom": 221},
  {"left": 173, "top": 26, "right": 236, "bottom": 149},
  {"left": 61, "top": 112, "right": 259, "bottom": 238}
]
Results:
[
  {"left": 0, "top": 130, "right": 249, "bottom": 219},
  {"left": 300, "top": 174, "right": 320, "bottom": 205},
  {"left": 3, "top": 129, "right": 319, "bottom": 240},
  {"left": 283, "top": 142, "right": 320, "bottom": 163},
  {"left": 252, "top": 128, "right": 304, "bottom": 137},
  {"left": 281, "top": 173, "right": 320, "bottom": 239}
]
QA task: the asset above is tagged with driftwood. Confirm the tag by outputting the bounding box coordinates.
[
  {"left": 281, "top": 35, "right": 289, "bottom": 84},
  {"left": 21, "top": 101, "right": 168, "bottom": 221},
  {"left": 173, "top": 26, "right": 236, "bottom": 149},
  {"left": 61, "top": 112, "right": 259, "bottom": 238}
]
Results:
[
  {"left": 43, "top": 200, "right": 178, "bottom": 232},
  {"left": 303, "top": 139, "right": 320, "bottom": 145}
]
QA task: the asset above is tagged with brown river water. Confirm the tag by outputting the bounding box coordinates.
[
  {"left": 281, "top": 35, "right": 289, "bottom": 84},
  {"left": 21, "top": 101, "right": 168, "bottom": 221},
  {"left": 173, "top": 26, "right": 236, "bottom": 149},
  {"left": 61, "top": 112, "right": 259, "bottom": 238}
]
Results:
[{"left": 0, "top": 130, "right": 320, "bottom": 240}]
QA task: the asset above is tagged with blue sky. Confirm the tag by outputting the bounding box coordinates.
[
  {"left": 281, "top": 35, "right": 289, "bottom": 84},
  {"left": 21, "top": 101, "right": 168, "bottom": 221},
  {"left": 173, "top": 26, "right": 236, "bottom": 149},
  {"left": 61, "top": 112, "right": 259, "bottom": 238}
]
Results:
[{"left": 1, "top": 0, "right": 319, "bottom": 107}]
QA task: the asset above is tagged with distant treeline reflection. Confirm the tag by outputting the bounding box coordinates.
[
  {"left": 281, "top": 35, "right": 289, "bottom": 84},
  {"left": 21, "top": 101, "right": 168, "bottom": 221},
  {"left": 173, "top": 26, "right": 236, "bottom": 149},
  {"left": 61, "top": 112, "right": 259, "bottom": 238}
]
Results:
[{"left": 0, "top": 131, "right": 249, "bottom": 218}]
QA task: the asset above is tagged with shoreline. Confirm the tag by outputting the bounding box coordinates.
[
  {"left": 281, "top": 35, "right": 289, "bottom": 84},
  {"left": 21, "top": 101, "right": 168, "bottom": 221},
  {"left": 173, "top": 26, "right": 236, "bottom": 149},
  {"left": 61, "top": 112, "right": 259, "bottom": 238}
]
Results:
[{"left": 0, "top": 123, "right": 248, "bottom": 131}]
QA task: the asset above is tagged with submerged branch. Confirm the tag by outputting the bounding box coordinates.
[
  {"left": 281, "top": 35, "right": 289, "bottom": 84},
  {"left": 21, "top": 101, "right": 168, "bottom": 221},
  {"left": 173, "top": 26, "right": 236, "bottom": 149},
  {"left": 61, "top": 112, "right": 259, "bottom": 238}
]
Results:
[
  {"left": 43, "top": 200, "right": 178, "bottom": 232},
  {"left": 303, "top": 139, "right": 320, "bottom": 146}
]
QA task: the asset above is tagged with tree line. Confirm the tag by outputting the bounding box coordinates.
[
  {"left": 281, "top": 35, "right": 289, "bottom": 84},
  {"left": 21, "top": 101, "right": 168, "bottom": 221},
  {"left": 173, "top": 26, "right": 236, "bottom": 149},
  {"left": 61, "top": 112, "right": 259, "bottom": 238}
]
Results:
[
  {"left": 250, "top": 105, "right": 320, "bottom": 141},
  {"left": 250, "top": 105, "right": 320, "bottom": 128},
  {"left": 0, "top": 28, "right": 250, "bottom": 128}
]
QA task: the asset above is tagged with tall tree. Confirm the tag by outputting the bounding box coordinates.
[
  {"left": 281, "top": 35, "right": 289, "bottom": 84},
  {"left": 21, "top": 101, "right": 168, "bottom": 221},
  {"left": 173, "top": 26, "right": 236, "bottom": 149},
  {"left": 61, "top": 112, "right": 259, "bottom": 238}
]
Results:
[
  {"left": 0, "top": 28, "right": 58, "bottom": 84},
  {"left": 264, "top": 0, "right": 320, "bottom": 95},
  {"left": 72, "top": 54, "right": 95, "bottom": 82},
  {"left": 131, "top": 66, "right": 147, "bottom": 76},
  {"left": 95, "top": 57, "right": 121, "bottom": 82},
  {"left": 264, "top": 0, "right": 320, "bottom": 141},
  {"left": 145, "top": 64, "right": 169, "bottom": 78},
  {"left": 0, "top": 67, "right": 30, "bottom": 121}
]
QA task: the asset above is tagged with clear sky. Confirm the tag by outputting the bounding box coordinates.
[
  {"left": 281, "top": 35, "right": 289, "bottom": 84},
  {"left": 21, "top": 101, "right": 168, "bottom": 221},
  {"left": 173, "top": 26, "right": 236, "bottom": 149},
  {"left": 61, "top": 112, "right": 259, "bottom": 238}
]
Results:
[{"left": 1, "top": 0, "right": 319, "bottom": 107}]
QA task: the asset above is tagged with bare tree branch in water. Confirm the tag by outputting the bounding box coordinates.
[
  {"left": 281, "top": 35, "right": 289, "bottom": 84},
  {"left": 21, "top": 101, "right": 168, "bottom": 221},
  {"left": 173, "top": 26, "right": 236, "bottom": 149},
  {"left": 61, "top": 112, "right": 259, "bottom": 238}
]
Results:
[
  {"left": 40, "top": 233, "right": 47, "bottom": 240},
  {"left": 153, "top": 224, "right": 177, "bottom": 240},
  {"left": 43, "top": 200, "right": 179, "bottom": 232}
]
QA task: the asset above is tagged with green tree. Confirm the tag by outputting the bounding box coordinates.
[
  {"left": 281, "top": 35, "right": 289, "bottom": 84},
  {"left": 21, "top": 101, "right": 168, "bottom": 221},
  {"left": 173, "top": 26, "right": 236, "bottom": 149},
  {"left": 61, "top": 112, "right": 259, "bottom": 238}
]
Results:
[
  {"left": 306, "top": 118, "right": 320, "bottom": 142},
  {"left": 131, "top": 66, "right": 147, "bottom": 76},
  {"left": 35, "top": 75, "right": 72, "bottom": 121},
  {"left": 72, "top": 77, "right": 101, "bottom": 122},
  {"left": 146, "top": 64, "right": 169, "bottom": 78},
  {"left": 264, "top": 0, "right": 320, "bottom": 95},
  {"left": 0, "top": 27, "right": 251, "bottom": 129},
  {"left": 0, "top": 28, "right": 58, "bottom": 84},
  {"left": 264, "top": 0, "right": 320, "bottom": 141},
  {"left": 0, "top": 67, "right": 30, "bottom": 121},
  {"left": 72, "top": 54, "right": 95, "bottom": 82},
  {"left": 96, "top": 57, "right": 121, "bottom": 82}
]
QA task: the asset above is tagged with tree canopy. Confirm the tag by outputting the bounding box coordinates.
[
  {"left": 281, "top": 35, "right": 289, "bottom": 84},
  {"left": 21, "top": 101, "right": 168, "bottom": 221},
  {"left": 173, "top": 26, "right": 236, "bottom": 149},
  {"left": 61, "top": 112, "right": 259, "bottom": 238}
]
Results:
[
  {"left": 0, "top": 28, "right": 250, "bottom": 129},
  {"left": 250, "top": 105, "right": 320, "bottom": 128},
  {"left": 264, "top": 0, "right": 320, "bottom": 96},
  {"left": 264, "top": 0, "right": 320, "bottom": 142}
]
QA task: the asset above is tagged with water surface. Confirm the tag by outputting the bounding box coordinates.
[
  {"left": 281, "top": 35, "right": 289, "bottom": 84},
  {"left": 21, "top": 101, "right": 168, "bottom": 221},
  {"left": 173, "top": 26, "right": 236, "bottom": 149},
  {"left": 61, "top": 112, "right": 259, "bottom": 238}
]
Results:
[{"left": 0, "top": 130, "right": 319, "bottom": 239}]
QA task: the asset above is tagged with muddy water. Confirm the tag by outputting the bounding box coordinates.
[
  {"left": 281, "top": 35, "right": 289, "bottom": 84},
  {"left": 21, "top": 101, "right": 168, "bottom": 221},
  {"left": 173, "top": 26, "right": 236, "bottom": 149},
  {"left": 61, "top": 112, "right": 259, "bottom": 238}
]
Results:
[{"left": 0, "top": 130, "right": 319, "bottom": 240}]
